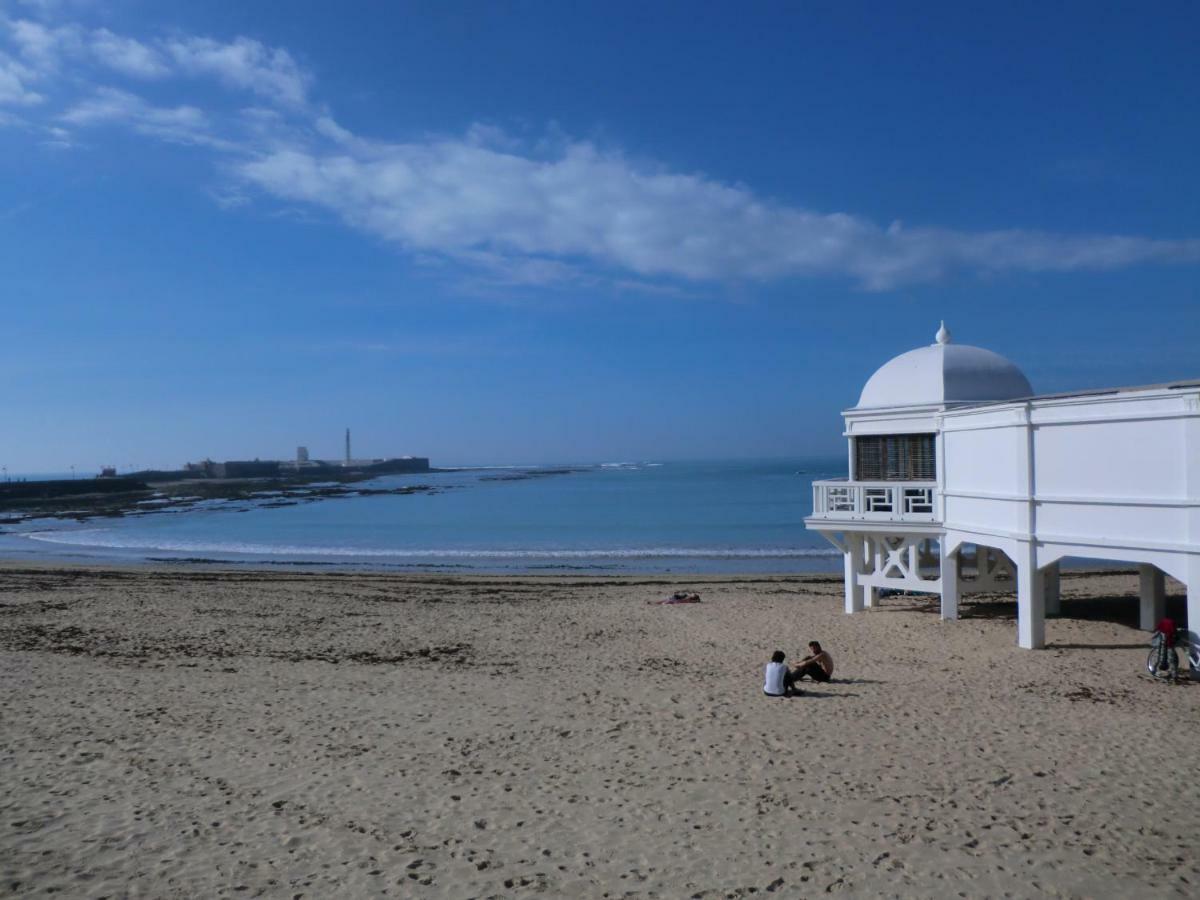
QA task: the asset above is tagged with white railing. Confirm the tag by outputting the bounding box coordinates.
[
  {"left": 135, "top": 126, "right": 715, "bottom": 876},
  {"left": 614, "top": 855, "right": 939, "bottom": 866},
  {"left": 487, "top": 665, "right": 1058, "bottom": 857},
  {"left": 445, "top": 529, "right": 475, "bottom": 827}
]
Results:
[{"left": 811, "top": 479, "right": 938, "bottom": 523}]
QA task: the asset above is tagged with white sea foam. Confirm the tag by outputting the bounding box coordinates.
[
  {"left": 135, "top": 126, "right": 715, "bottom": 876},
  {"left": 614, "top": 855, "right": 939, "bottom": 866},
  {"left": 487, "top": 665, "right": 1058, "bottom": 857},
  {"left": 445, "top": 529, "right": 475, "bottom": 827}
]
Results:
[
  {"left": 452, "top": 465, "right": 544, "bottom": 470},
  {"left": 22, "top": 530, "right": 839, "bottom": 559}
]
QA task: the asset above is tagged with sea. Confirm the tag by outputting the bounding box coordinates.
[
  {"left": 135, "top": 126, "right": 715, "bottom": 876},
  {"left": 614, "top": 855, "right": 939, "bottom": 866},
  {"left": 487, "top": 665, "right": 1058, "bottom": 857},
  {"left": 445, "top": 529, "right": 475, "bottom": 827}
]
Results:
[{"left": 0, "top": 459, "right": 848, "bottom": 574}]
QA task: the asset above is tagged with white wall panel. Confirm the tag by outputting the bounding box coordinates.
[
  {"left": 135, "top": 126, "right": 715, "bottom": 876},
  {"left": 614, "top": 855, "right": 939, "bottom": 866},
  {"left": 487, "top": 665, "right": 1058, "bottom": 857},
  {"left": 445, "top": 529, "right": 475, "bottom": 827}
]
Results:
[
  {"left": 943, "top": 427, "right": 1024, "bottom": 495},
  {"left": 943, "top": 496, "right": 1023, "bottom": 534},
  {"left": 1033, "top": 419, "right": 1185, "bottom": 499},
  {"left": 1036, "top": 502, "right": 1188, "bottom": 545}
]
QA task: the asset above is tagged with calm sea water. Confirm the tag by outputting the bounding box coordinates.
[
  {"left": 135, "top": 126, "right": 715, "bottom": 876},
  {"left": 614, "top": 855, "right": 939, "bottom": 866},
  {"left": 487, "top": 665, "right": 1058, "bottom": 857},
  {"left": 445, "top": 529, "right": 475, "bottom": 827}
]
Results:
[{"left": 0, "top": 459, "right": 847, "bottom": 574}]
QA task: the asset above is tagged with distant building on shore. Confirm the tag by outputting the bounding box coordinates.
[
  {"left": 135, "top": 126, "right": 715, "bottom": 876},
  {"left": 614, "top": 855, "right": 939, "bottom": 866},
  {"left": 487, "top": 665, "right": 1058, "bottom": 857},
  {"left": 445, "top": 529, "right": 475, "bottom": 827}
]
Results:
[
  {"left": 179, "top": 459, "right": 278, "bottom": 479},
  {"left": 212, "top": 460, "right": 282, "bottom": 479},
  {"left": 337, "top": 428, "right": 388, "bottom": 468},
  {"left": 279, "top": 455, "right": 432, "bottom": 475},
  {"left": 805, "top": 322, "right": 1199, "bottom": 652},
  {"left": 152, "top": 431, "right": 432, "bottom": 481}
]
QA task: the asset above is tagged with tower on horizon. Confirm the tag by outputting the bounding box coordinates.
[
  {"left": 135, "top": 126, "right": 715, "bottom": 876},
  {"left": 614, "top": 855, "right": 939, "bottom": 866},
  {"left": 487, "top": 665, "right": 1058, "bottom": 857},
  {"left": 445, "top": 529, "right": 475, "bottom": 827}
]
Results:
[{"left": 344, "top": 428, "right": 351, "bottom": 465}]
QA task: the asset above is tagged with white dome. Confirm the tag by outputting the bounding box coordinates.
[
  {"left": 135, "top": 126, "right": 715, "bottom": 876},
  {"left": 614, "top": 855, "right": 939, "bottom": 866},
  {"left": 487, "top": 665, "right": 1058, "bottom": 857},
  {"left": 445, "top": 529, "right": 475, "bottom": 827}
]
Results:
[{"left": 856, "top": 323, "right": 1032, "bottom": 409}]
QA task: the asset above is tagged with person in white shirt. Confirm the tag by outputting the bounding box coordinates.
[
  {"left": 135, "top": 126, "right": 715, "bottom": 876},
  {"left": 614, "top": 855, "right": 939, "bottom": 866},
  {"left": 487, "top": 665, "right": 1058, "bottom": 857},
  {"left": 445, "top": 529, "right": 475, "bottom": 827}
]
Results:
[{"left": 763, "top": 650, "right": 799, "bottom": 697}]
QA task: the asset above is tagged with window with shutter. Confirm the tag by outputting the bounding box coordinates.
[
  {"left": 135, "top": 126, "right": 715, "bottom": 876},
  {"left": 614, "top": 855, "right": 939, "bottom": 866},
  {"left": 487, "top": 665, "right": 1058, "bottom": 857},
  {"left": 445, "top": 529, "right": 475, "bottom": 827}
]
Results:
[{"left": 854, "top": 434, "right": 936, "bottom": 481}]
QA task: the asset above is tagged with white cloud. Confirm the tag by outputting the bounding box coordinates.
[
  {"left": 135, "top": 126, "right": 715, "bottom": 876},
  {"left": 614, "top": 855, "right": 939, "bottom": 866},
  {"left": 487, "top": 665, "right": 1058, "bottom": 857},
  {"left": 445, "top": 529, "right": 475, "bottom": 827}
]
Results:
[
  {"left": 0, "top": 52, "right": 41, "bottom": 104},
  {"left": 60, "top": 86, "right": 144, "bottom": 123},
  {"left": 90, "top": 28, "right": 167, "bottom": 78},
  {"left": 61, "top": 86, "right": 232, "bottom": 149},
  {"left": 38, "top": 121, "right": 71, "bottom": 147},
  {"left": 14, "top": 0, "right": 98, "bottom": 12},
  {"left": 313, "top": 115, "right": 354, "bottom": 145},
  {"left": 165, "top": 35, "right": 309, "bottom": 108},
  {"left": 2, "top": 17, "right": 165, "bottom": 100},
  {"left": 4, "top": 10, "right": 1199, "bottom": 291},
  {"left": 7, "top": 18, "right": 80, "bottom": 71},
  {"left": 235, "top": 134, "right": 1200, "bottom": 290},
  {"left": 3, "top": 20, "right": 305, "bottom": 104}
]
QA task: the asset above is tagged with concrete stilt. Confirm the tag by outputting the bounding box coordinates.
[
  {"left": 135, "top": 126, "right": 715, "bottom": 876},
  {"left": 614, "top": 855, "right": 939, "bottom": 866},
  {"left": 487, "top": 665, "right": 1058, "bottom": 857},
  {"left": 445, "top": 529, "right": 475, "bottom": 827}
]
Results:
[
  {"left": 1044, "top": 562, "right": 1061, "bottom": 616},
  {"left": 844, "top": 536, "right": 865, "bottom": 614},
  {"left": 1016, "top": 543, "right": 1045, "bottom": 649},
  {"left": 1138, "top": 564, "right": 1165, "bottom": 631},
  {"left": 1187, "top": 558, "right": 1200, "bottom": 680},
  {"left": 863, "top": 538, "right": 878, "bottom": 608},
  {"left": 939, "top": 542, "right": 959, "bottom": 621}
]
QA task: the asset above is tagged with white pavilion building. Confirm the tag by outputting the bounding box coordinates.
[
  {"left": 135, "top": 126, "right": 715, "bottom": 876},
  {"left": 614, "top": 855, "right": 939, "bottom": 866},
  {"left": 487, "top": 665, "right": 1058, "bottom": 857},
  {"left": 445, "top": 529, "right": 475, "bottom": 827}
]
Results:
[{"left": 805, "top": 323, "right": 1200, "bottom": 650}]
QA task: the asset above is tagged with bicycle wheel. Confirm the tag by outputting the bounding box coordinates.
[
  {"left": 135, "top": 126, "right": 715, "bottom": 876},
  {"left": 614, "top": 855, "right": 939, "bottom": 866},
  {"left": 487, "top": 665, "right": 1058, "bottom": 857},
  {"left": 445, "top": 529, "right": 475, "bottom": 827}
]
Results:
[
  {"left": 1147, "top": 648, "right": 1162, "bottom": 677},
  {"left": 1147, "top": 648, "right": 1179, "bottom": 678}
]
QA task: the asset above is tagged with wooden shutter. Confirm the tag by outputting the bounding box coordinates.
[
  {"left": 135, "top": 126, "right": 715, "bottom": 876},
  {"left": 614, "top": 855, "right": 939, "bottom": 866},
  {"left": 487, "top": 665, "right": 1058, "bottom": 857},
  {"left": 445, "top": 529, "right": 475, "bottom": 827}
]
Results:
[
  {"left": 855, "top": 438, "right": 884, "bottom": 480},
  {"left": 854, "top": 434, "right": 935, "bottom": 481}
]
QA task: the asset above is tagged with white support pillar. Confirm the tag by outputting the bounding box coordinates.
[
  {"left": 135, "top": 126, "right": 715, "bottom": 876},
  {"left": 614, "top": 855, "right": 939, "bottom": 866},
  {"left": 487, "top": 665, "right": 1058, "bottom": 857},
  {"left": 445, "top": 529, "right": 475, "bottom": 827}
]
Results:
[
  {"left": 939, "top": 541, "right": 959, "bottom": 621},
  {"left": 1016, "top": 542, "right": 1045, "bottom": 649},
  {"left": 1044, "top": 562, "right": 1061, "bottom": 616},
  {"left": 863, "top": 537, "right": 877, "bottom": 608},
  {"left": 1186, "top": 557, "right": 1200, "bottom": 657},
  {"left": 1185, "top": 404, "right": 1200, "bottom": 675},
  {"left": 1139, "top": 564, "right": 1165, "bottom": 631},
  {"left": 844, "top": 536, "right": 865, "bottom": 614}
]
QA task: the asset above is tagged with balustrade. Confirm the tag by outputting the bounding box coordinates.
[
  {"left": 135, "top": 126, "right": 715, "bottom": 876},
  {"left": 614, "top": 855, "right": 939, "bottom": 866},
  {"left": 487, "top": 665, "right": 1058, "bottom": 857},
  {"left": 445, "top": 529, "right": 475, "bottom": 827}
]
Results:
[{"left": 811, "top": 479, "right": 938, "bottom": 522}]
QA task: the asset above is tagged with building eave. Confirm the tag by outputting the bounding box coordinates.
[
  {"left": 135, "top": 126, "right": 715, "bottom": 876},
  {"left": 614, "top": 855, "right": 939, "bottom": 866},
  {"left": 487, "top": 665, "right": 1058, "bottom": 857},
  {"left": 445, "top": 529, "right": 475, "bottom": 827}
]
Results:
[{"left": 804, "top": 517, "right": 945, "bottom": 535}]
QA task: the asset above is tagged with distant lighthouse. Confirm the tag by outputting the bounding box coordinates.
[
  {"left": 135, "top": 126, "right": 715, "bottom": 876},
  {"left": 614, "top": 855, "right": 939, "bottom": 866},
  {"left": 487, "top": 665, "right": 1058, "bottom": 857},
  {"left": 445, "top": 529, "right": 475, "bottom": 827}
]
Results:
[{"left": 344, "top": 428, "right": 351, "bottom": 466}]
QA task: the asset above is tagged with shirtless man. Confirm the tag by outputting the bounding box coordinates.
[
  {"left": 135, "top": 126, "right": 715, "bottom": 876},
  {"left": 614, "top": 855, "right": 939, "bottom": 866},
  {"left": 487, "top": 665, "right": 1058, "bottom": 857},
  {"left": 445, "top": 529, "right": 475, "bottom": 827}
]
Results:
[{"left": 792, "top": 641, "right": 834, "bottom": 683}]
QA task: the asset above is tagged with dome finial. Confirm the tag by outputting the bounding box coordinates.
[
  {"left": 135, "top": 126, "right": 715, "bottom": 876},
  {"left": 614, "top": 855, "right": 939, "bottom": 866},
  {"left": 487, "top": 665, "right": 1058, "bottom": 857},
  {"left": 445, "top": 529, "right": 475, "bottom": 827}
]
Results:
[{"left": 935, "top": 321, "right": 951, "bottom": 345}]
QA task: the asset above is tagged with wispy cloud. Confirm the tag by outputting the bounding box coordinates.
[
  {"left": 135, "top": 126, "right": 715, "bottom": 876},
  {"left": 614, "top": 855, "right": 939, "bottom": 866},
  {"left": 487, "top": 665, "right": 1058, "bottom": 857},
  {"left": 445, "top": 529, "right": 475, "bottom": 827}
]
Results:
[
  {"left": 8, "top": 17, "right": 74, "bottom": 68},
  {"left": 60, "top": 86, "right": 231, "bottom": 149},
  {"left": 0, "top": 51, "right": 41, "bottom": 104},
  {"left": 164, "top": 35, "right": 308, "bottom": 108},
  {"left": 234, "top": 135, "right": 1200, "bottom": 290},
  {"left": 90, "top": 27, "right": 168, "bottom": 78},
  {"left": 3, "top": 9, "right": 1200, "bottom": 292},
  {"left": 306, "top": 334, "right": 514, "bottom": 358},
  {"left": 2, "top": 16, "right": 304, "bottom": 104}
]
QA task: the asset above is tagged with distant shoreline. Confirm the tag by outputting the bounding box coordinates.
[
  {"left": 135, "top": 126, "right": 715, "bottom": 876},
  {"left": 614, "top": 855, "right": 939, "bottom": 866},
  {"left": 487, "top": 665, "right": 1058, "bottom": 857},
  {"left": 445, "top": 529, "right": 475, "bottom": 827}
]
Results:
[
  {"left": 3, "top": 463, "right": 837, "bottom": 573},
  {"left": 0, "top": 466, "right": 586, "bottom": 526}
]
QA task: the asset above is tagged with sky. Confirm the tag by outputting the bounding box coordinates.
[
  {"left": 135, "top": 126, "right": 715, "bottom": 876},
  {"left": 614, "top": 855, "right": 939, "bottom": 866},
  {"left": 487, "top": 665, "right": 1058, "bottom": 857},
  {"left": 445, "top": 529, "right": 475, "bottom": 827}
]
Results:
[{"left": 2, "top": 0, "right": 1198, "bottom": 472}]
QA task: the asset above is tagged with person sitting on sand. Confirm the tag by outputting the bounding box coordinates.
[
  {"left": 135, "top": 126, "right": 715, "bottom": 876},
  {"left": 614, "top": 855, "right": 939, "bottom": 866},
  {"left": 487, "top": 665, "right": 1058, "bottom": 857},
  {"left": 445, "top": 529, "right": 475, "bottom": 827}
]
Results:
[
  {"left": 764, "top": 650, "right": 799, "bottom": 697},
  {"left": 792, "top": 641, "right": 834, "bottom": 683},
  {"left": 648, "top": 591, "right": 701, "bottom": 605}
]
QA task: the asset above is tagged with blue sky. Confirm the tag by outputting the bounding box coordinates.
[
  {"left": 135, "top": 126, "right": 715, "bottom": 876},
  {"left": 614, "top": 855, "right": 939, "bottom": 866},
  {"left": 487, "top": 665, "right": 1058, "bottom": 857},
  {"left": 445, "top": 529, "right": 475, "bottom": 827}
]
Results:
[{"left": 2, "top": 0, "right": 1198, "bottom": 472}]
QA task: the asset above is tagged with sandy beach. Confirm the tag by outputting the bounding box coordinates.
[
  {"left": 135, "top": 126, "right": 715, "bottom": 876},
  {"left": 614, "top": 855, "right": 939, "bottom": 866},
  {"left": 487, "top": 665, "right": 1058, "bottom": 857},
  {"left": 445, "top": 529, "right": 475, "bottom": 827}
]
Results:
[{"left": 1, "top": 564, "right": 1196, "bottom": 898}]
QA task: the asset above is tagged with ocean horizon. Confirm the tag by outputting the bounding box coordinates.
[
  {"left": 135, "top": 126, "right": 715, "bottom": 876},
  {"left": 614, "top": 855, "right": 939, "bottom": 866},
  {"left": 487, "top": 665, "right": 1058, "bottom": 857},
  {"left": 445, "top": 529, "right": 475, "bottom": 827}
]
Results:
[{"left": 0, "top": 458, "right": 848, "bottom": 574}]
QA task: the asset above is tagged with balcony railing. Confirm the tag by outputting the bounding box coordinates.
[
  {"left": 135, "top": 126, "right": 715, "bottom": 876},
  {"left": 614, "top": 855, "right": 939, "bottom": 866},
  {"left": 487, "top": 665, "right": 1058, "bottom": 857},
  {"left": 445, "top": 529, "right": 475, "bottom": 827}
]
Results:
[{"left": 811, "top": 479, "right": 938, "bottom": 523}]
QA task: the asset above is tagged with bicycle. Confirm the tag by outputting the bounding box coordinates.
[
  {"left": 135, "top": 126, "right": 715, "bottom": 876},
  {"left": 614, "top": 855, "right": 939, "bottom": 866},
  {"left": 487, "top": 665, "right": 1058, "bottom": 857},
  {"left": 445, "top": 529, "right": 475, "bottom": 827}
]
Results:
[{"left": 1147, "top": 628, "right": 1197, "bottom": 681}]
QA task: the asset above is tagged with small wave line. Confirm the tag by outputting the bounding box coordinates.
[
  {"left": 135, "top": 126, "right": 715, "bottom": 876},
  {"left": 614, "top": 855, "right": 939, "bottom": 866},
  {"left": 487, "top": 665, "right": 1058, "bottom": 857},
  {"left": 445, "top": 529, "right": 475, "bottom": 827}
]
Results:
[{"left": 22, "top": 531, "right": 839, "bottom": 559}]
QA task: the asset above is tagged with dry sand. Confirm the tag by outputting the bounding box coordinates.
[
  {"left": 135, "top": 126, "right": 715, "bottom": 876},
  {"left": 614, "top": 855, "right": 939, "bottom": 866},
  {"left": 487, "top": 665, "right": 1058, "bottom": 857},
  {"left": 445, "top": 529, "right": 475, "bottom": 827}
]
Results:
[{"left": 0, "top": 564, "right": 1197, "bottom": 898}]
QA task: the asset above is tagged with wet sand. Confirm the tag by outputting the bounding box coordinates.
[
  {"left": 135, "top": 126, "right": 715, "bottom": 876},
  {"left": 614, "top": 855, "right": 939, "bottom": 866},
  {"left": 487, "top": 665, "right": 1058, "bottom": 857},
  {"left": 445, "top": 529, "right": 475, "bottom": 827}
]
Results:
[{"left": 0, "top": 565, "right": 1196, "bottom": 898}]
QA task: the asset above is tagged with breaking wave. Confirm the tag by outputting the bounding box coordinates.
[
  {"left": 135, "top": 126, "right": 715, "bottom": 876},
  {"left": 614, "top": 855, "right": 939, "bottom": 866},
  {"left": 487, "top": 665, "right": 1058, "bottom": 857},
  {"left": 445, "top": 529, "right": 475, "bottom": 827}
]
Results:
[{"left": 22, "top": 530, "right": 839, "bottom": 560}]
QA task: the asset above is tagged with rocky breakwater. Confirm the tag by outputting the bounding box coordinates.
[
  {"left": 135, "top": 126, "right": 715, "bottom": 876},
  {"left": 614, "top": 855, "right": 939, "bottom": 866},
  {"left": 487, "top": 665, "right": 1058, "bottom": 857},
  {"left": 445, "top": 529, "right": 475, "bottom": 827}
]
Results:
[{"left": 0, "top": 473, "right": 441, "bottom": 526}]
